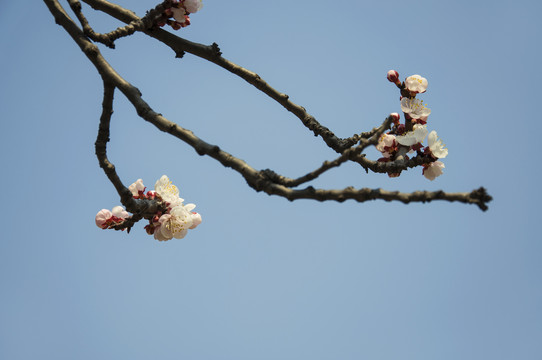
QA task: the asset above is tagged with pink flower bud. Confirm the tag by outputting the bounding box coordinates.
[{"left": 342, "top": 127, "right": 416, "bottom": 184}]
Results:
[
  {"left": 387, "top": 70, "right": 399, "bottom": 84},
  {"left": 95, "top": 209, "right": 112, "bottom": 229},
  {"left": 390, "top": 112, "right": 400, "bottom": 125}
]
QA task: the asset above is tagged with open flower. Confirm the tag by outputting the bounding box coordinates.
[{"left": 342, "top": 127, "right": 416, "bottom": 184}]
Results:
[
  {"left": 427, "top": 131, "right": 448, "bottom": 159},
  {"left": 376, "top": 133, "right": 397, "bottom": 158},
  {"left": 396, "top": 124, "right": 428, "bottom": 146},
  {"left": 190, "top": 212, "right": 202, "bottom": 229},
  {"left": 423, "top": 161, "right": 445, "bottom": 181},
  {"left": 171, "top": 7, "right": 187, "bottom": 23},
  {"left": 183, "top": 203, "right": 202, "bottom": 229},
  {"left": 155, "top": 175, "right": 184, "bottom": 208},
  {"left": 154, "top": 205, "right": 193, "bottom": 241},
  {"left": 405, "top": 75, "right": 428, "bottom": 94},
  {"left": 184, "top": 0, "right": 203, "bottom": 13},
  {"left": 401, "top": 97, "right": 431, "bottom": 119}
]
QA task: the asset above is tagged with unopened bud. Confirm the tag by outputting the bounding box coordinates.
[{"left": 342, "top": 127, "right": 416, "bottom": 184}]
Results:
[
  {"left": 144, "top": 224, "right": 154, "bottom": 235},
  {"left": 387, "top": 70, "right": 400, "bottom": 84},
  {"left": 390, "top": 112, "right": 400, "bottom": 125},
  {"left": 171, "top": 21, "right": 181, "bottom": 30}
]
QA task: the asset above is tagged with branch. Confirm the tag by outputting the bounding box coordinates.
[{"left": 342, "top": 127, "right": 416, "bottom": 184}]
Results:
[
  {"left": 43, "top": 0, "right": 492, "bottom": 212},
  {"left": 80, "top": 0, "right": 367, "bottom": 152},
  {"left": 68, "top": 0, "right": 172, "bottom": 48},
  {"left": 94, "top": 81, "right": 166, "bottom": 231}
]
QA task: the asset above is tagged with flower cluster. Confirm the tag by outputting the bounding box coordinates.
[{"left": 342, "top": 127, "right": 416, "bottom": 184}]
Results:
[
  {"left": 95, "top": 206, "right": 130, "bottom": 229},
  {"left": 380, "top": 72, "right": 448, "bottom": 180},
  {"left": 145, "top": 175, "right": 202, "bottom": 241},
  {"left": 95, "top": 175, "right": 202, "bottom": 241},
  {"left": 155, "top": 0, "right": 203, "bottom": 30}
]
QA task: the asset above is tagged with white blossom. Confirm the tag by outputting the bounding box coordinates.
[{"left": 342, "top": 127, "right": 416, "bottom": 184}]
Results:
[
  {"left": 396, "top": 124, "right": 428, "bottom": 146},
  {"left": 128, "top": 179, "right": 145, "bottom": 197},
  {"left": 155, "top": 205, "right": 193, "bottom": 241},
  {"left": 184, "top": 0, "right": 203, "bottom": 13},
  {"left": 401, "top": 97, "right": 431, "bottom": 119},
  {"left": 427, "top": 131, "right": 448, "bottom": 159},
  {"left": 405, "top": 74, "right": 428, "bottom": 94},
  {"left": 155, "top": 175, "right": 184, "bottom": 208},
  {"left": 112, "top": 206, "right": 130, "bottom": 219},
  {"left": 376, "top": 133, "right": 397, "bottom": 157},
  {"left": 423, "top": 161, "right": 445, "bottom": 181},
  {"left": 171, "top": 7, "right": 187, "bottom": 23},
  {"left": 190, "top": 212, "right": 202, "bottom": 229},
  {"left": 184, "top": 203, "right": 202, "bottom": 229}
]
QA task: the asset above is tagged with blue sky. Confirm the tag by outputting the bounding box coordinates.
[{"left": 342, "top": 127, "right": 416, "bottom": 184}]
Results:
[{"left": 1, "top": 0, "right": 541, "bottom": 359}]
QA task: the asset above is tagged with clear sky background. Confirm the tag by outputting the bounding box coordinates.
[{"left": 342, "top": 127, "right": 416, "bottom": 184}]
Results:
[{"left": 1, "top": 0, "right": 541, "bottom": 359}]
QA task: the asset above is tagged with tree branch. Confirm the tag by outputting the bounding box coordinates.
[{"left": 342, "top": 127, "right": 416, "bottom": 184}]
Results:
[{"left": 43, "top": 0, "right": 493, "bottom": 212}]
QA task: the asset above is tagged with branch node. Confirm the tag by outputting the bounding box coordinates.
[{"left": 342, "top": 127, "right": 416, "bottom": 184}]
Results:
[
  {"left": 211, "top": 42, "right": 222, "bottom": 57},
  {"left": 83, "top": 42, "right": 99, "bottom": 57}
]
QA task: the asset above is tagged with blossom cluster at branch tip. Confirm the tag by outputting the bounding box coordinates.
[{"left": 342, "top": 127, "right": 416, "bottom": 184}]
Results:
[
  {"left": 379, "top": 71, "right": 448, "bottom": 180},
  {"left": 95, "top": 175, "right": 202, "bottom": 240},
  {"left": 156, "top": 0, "right": 203, "bottom": 30}
]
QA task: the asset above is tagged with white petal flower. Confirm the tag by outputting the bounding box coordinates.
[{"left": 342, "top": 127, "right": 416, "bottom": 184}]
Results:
[
  {"left": 427, "top": 131, "right": 448, "bottom": 159},
  {"left": 405, "top": 75, "right": 428, "bottom": 94},
  {"left": 155, "top": 175, "right": 184, "bottom": 207},
  {"left": 376, "top": 133, "right": 397, "bottom": 158},
  {"left": 184, "top": 0, "right": 203, "bottom": 13},
  {"left": 423, "top": 161, "right": 445, "bottom": 181},
  {"left": 396, "top": 124, "right": 428, "bottom": 146},
  {"left": 171, "top": 7, "right": 186, "bottom": 23},
  {"left": 112, "top": 206, "right": 130, "bottom": 219},
  {"left": 128, "top": 179, "right": 145, "bottom": 197},
  {"left": 190, "top": 212, "right": 202, "bottom": 229},
  {"left": 158, "top": 206, "right": 193, "bottom": 240},
  {"left": 376, "top": 134, "right": 396, "bottom": 152},
  {"left": 401, "top": 97, "right": 431, "bottom": 119},
  {"left": 95, "top": 209, "right": 112, "bottom": 228},
  {"left": 153, "top": 217, "right": 171, "bottom": 241},
  {"left": 183, "top": 203, "right": 202, "bottom": 229},
  {"left": 184, "top": 203, "right": 196, "bottom": 212}
]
